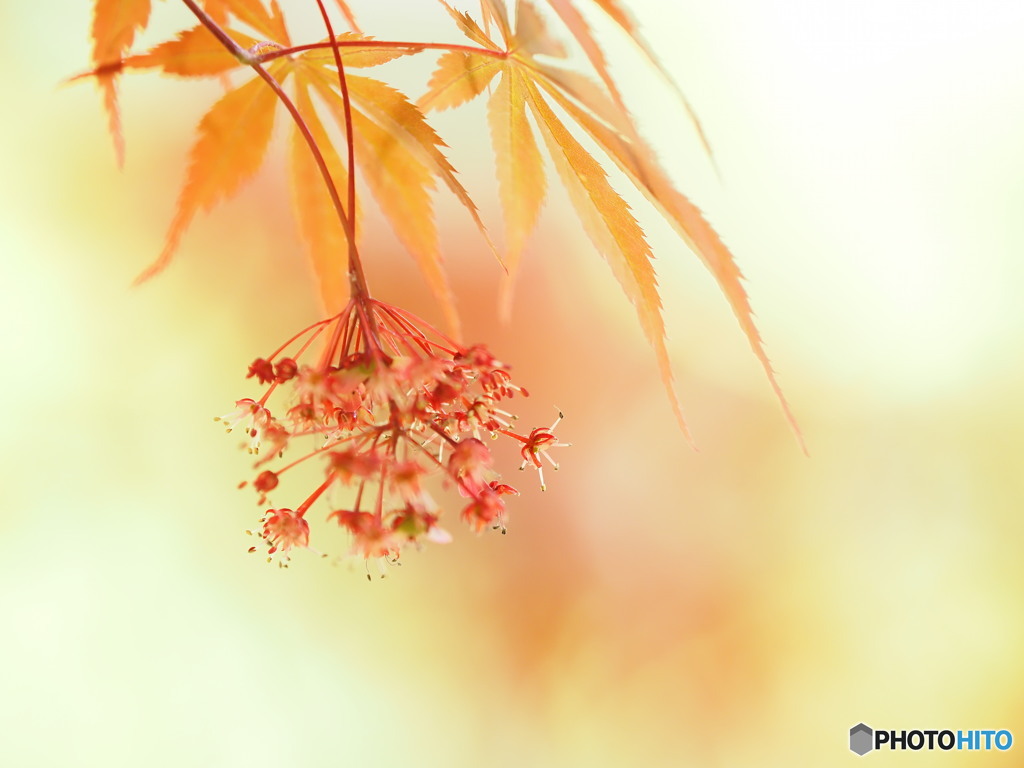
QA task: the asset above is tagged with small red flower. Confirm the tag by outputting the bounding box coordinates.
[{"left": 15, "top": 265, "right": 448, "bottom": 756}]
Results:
[
  {"left": 488, "top": 481, "right": 519, "bottom": 498},
  {"left": 515, "top": 412, "right": 571, "bottom": 491},
  {"left": 215, "top": 398, "right": 274, "bottom": 454},
  {"left": 392, "top": 506, "right": 452, "bottom": 545},
  {"left": 448, "top": 437, "right": 492, "bottom": 494},
  {"left": 329, "top": 448, "right": 383, "bottom": 484},
  {"left": 461, "top": 487, "right": 507, "bottom": 533},
  {"left": 329, "top": 510, "right": 400, "bottom": 560},
  {"left": 390, "top": 460, "right": 428, "bottom": 506},
  {"left": 261, "top": 508, "right": 310, "bottom": 556},
  {"left": 247, "top": 358, "right": 275, "bottom": 385},
  {"left": 255, "top": 470, "right": 279, "bottom": 493},
  {"left": 274, "top": 357, "right": 298, "bottom": 382}
]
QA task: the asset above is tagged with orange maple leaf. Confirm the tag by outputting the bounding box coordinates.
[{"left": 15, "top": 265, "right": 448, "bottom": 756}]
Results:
[
  {"left": 86, "top": 3, "right": 490, "bottom": 334},
  {"left": 90, "top": 0, "right": 151, "bottom": 167},
  {"left": 84, "top": 0, "right": 800, "bottom": 447},
  {"left": 422, "top": 0, "right": 803, "bottom": 448}
]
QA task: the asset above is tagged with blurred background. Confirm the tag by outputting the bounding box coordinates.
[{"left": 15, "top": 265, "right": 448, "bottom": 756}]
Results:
[{"left": 3, "top": 1, "right": 1024, "bottom": 765}]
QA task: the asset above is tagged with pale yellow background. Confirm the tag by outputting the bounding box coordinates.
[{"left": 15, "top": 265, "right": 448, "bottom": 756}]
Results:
[{"left": 2, "top": 1, "right": 1023, "bottom": 766}]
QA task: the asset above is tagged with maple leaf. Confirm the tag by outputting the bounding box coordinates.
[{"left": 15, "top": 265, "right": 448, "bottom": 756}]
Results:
[
  {"left": 88, "top": 1, "right": 299, "bottom": 163},
  {"left": 542, "top": 0, "right": 715, "bottom": 160},
  {"left": 202, "top": 0, "right": 289, "bottom": 42},
  {"left": 134, "top": 63, "right": 283, "bottom": 285},
  {"left": 578, "top": 0, "right": 715, "bottom": 161},
  {"left": 90, "top": 2, "right": 487, "bottom": 334},
  {"left": 528, "top": 78, "right": 691, "bottom": 441},
  {"left": 105, "top": 1, "right": 293, "bottom": 286},
  {"left": 330, "top": 0, "right": 362, "bottom": 34},
  {"left": 538, "top": 82, "right": 804, "bottom": 449},
  {"left": 424, "top": 0, "right": 802, "bottom": 446},
  {"left": 486, "top": 68, "right": 545, "bottom": 319},
  {"left": 419, "top": 51, "right": 503, "bottom": 112},
  {"left": 90, "top": 0, "right": 152, "bottom": 166}
]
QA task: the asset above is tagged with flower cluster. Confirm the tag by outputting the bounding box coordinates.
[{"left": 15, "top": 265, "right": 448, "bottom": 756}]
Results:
[{"left": 217, "top": 297, "right": 569, "bottom": 570}]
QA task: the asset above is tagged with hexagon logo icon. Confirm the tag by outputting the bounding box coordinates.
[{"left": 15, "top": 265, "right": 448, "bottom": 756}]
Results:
[{"left": 850, "top": 723, "right": 874, "bottom": 756}]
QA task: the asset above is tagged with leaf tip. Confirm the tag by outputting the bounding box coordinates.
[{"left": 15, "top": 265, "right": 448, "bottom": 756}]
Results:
[
  {"left": 497, "top": 280, "right": 514, "bottom": 325},
  {"left": 779, "top": 392, "right": 808, "bottom": 456},
  {"left": 668, "top": 389, "right": 698, "bottom": 451}
]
